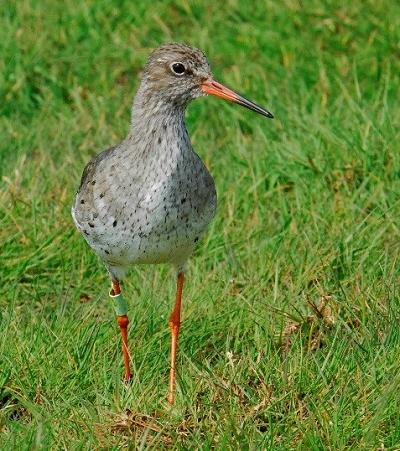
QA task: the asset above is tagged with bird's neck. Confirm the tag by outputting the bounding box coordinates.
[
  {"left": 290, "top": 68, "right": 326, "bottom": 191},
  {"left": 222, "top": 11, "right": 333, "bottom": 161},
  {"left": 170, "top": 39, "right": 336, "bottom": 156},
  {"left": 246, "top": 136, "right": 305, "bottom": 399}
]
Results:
[{"left": 127, "top": 85, "right": 191, "bottom": 160}]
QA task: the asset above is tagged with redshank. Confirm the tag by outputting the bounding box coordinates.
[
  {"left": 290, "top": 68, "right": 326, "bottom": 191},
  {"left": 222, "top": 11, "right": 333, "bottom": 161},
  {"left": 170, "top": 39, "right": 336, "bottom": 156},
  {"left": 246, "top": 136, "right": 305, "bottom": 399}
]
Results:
[{"left": 72, "top": 43, "right": 273, "bottom": 404}]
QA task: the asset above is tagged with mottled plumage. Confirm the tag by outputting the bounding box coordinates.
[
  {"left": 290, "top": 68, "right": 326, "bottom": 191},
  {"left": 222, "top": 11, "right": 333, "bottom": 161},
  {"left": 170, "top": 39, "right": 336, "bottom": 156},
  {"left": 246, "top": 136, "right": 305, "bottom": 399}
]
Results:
[
  {"left": 71, "top": 43, "right": 273, "bottom": 403},
  {"left": 72, "top": 44, "right": 217, "bottom": 280}
]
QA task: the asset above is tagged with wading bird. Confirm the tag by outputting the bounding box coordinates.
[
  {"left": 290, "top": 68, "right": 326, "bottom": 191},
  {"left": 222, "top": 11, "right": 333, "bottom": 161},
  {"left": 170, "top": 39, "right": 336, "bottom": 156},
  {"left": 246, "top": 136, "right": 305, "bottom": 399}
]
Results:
[{"left": 72, "top": 43, "right": 273, "bottom": 404}]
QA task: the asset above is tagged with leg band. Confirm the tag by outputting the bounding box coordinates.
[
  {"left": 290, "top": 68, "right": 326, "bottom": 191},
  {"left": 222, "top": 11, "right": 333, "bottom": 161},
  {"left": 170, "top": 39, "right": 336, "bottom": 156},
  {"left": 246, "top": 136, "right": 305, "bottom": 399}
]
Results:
[{"left": 109, "top": 290, "right": 128, "bottom": 316}]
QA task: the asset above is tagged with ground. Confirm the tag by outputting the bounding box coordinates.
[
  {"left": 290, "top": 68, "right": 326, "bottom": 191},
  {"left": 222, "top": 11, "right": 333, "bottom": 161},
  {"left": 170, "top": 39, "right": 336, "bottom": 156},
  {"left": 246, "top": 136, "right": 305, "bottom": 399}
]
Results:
[{"left": 1, "top": 0, "right": 400, "bottom": 449}]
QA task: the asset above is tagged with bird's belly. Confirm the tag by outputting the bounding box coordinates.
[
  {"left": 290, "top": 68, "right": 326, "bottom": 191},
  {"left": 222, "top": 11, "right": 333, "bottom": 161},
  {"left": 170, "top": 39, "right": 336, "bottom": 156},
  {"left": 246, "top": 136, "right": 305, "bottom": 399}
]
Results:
[
  {"left": 72, "top": 187, "right": 216, "bottom": 270},
  {"left": 119, "top": 197, "right": 215, "bottom": 266}
]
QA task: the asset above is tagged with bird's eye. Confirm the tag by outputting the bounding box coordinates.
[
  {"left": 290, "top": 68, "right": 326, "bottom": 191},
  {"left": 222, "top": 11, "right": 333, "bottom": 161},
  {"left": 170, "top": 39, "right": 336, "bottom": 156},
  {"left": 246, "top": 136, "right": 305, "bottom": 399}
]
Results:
[{"left": 171, "top": 62, "right": 186, "bottom": 75}]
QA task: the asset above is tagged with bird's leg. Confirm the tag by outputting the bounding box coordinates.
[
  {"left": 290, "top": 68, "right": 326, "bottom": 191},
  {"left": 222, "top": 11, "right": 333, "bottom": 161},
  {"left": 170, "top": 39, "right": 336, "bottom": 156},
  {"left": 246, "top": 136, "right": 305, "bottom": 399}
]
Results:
[
  {"left": 110, "top": 279, "right": 132, "bottom": 381},
  {"left": 167, "top": 271, "right": 185, "bottom": 405}
]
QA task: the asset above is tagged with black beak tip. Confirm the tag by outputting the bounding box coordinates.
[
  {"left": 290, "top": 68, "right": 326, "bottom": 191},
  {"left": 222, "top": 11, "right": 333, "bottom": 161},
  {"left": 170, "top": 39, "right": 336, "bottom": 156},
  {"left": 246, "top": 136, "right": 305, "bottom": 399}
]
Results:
[{"left": 265, "top": 111, "right": 274, "bottom": 119}]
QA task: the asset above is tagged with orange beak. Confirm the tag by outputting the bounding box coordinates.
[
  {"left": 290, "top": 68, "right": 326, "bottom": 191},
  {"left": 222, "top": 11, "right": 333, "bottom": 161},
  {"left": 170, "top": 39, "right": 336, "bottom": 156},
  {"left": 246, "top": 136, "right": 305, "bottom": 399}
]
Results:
[{"left": 201, "top": 79, "right": 273, "bottom": 119}]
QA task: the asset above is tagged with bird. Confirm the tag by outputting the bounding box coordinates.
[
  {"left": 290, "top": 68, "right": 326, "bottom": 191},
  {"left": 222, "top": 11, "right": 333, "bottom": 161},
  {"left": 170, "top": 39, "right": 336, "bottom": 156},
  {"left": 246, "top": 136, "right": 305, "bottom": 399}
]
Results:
[{"left": 72, "top": 43, "right": 273, "bottom": 405}]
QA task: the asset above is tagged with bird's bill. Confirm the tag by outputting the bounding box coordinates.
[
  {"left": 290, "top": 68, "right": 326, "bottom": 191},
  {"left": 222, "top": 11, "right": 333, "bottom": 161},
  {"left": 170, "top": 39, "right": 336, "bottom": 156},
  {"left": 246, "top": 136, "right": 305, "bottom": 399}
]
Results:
[{"left": 201, "top": 79, "right": 273, "bottom": 119}]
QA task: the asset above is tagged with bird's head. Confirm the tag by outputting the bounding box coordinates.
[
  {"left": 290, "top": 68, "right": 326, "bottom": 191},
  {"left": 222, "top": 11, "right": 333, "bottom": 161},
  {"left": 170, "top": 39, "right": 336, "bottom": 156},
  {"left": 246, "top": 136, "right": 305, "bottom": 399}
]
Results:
[{"left": 141, "top": 43, "right": 273, "bottom": 118}]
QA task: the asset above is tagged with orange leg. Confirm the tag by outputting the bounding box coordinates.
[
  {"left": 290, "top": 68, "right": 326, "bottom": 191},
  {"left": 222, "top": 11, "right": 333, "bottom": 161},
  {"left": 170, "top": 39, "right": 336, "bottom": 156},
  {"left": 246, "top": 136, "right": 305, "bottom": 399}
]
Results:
[
  {"left": 112, "top": 280, "right": 132, "bottom": 381},
  {"left": 167, "top": 272, "right": 185, "bottom": 405}
]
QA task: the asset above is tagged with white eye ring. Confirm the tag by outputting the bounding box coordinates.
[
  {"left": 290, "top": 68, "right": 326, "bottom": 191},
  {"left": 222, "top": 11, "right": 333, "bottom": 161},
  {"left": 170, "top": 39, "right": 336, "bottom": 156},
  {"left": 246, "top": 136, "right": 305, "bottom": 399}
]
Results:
[{"left": 170, "top": 62, "right": 186, "bottom": 76}]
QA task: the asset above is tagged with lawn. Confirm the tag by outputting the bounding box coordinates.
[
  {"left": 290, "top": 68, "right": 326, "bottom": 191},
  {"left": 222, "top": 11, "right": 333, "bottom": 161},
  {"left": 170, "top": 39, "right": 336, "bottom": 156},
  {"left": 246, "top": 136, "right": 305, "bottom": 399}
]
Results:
[{"left": 1, "top": 0, "right": 400, "bottom": 448}]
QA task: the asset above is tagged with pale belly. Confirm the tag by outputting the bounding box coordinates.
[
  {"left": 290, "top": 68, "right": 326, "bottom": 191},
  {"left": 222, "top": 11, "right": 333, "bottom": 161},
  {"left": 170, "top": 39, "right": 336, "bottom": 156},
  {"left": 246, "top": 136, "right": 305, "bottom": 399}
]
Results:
[{"left": 72, "top": 172, "right": 217, "bottom": 276}]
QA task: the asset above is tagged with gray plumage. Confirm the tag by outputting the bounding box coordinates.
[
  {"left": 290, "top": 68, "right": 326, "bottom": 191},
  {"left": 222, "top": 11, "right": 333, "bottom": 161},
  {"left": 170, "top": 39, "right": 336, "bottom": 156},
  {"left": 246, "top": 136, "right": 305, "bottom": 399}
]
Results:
[{"left": 72, "top": 43, "right": 217, "bottom": 280}]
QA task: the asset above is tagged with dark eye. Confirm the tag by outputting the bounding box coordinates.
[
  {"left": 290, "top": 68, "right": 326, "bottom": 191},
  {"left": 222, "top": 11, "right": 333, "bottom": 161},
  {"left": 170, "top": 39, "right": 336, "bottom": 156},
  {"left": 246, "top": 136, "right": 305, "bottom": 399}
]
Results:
[{"left": 171, "top": 62, "right": 186, "bottom": 75}]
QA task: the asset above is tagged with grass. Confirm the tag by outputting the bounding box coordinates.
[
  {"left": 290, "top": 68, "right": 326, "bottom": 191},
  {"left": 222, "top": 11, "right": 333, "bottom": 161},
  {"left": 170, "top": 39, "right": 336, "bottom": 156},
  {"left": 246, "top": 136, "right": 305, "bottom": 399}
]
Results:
[{"left": 1, "top": 0, "right": 400, "bottom": 448}]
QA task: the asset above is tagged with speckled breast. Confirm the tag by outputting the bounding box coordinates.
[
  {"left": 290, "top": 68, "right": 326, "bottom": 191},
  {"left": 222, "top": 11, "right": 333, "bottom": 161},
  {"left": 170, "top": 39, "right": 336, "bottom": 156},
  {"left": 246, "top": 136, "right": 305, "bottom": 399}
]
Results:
[{"left": 72, "top": 144, "right": 217, "bottom": 270}]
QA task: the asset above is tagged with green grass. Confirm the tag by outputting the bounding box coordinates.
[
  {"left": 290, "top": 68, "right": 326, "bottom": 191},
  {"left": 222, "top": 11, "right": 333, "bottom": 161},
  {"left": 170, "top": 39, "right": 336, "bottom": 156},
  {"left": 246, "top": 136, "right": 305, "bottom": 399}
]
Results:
[{"left": 1, "top": 0, "right": 400, "bottom": 448}]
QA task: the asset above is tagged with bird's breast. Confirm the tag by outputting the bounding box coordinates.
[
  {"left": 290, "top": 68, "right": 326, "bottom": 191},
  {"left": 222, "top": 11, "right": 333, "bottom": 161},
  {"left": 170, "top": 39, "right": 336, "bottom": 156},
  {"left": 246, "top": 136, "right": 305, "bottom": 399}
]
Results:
[{"left": 72, "top": 144, "right": 217, "bottom": 269}]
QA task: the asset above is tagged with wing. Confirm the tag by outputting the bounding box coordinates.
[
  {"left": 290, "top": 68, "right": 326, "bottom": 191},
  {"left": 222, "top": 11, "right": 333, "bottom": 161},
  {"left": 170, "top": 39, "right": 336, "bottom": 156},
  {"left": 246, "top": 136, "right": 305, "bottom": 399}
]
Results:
[{"left": 77, "top": 145, "right": 117, "bottom": 192}]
